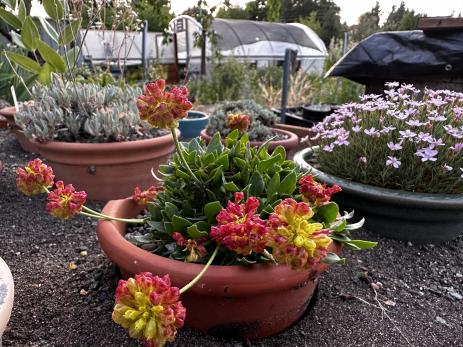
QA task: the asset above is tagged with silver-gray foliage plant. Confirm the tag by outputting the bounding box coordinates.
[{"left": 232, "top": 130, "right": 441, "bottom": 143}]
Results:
[
  {"left": 15, "top": 78, "right": 162, "bottom": 142},
  {"left": 206, "top": 99, "right": 279, "bottom": 141}
]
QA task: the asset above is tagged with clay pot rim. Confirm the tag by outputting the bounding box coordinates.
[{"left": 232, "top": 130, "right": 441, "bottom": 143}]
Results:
[
  {"left": 97, "top": 198, "right": 339, "bottom": 296},
  {"left": 0, "top": 106, "right": 15, "bottom": 118},
  {"left": 294, "top": 147, "right": 463, "bottom": 207},
  {"left": 200, "top": 128, "right": 299, "bottom": 149}
]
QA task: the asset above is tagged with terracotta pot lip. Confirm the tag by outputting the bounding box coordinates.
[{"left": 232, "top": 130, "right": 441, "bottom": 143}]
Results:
[
  {"left": 200, "top": 128, "right": 298, "bottom": 147},
  {"left": 97, "top": 198, "right": 338, "bottom": 294},
  {"left": 294, "top": 147, "right": 463, "bottom": 206},
  {"left": 33, "top": 128, "right": 180, "bottom": 150},
  {"left": 0, "top": 106, "right": 16, "bottom": 118}
]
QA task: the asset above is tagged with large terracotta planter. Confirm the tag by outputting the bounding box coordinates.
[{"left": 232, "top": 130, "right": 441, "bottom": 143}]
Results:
[
  {"left": 294, "top": 147, "right": 463, "bottom": 244},
  {"left": 0, "top": 257, "right": 14, "bottom": 338},
  {"left": 33, "top": 130, "right": 179, "bottom": 201},
  {"left": 0, "top": 106, "right": 37, "bottom": 153},
  {"left": 96, "top": 198, "right": 340, "bottom": 340},
  {"left": 200, "top": 128, "right": 299, "bottom": 158}
]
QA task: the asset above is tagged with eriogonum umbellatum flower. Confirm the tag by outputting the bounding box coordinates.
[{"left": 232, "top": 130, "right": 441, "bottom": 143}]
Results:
[
  {"left": 299, "top": 175, "right": 341, "bottom": 207},
  {"left": 45, "top": 181, "right": 87, "bottom": 219},
  {"left": 136, "top": 79, "right": 192, "bottom": 129},
  {"left": 172, "top": 232, "right": 208, "bottom": 262},
  {"left": 268, "top": 199, "right": 332, "bottom": 269},
  {"left": 16, "top": 158, "right": 54, "bottom": 196},
  {"left": 210, "top": 192, "right": 268, "bottom": 256},
  {"left": 226, "top": 113, "right": 251, "bottom": 132},
  {"left": 132, "top": 186, "right": 157, "bottom": 206},
  {"left": 112, "top": 273, "right": 186, "bottom": 347}
]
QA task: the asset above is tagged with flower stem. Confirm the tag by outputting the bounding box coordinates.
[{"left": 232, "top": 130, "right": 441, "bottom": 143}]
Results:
[
  {"left": 171, "top": 127, "right": 201, "bottom": 184},
  {"left": 80, "top": 211, "right": 145, "bottom": 224},
  {"left": 179, "top": 244, "right": 219, "bottom": 294}
]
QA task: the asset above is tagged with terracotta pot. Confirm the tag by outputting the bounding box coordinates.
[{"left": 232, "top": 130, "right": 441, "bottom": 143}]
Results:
[
  {"left": 97, "top": 198, "right": 340, "bottom": 340},
  {"left": 0, "top": 106, "right": 37, "bottom": 153},
  {"left": 33, "top": 130, "right": 179, "bottom": 201},
  {"left": 200, "top": 128, "right": 299, "bottom": 158}
]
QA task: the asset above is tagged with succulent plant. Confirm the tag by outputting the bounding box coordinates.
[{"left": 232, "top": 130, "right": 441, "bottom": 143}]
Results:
[
  {"left": 15, "top": 78, "right": 164, "bottom": 142},
  {"left": 206, "top": 100, "right": 280, "bottom": 141}
]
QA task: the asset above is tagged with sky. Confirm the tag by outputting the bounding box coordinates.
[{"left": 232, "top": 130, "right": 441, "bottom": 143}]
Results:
[{"left": 30, "top": 0, "right": 463, "bottom": 26}]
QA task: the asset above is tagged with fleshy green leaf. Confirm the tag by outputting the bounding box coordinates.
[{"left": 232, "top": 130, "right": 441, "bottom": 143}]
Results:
[
  {"left": 37, "top": 62, "right": 53, "bottom": 85},
  {"left": 330, "top": 218, "right": 347, "bottom": 232},
  {"left": 204, "top": 201, "right": 223, "bottom": 223},
  {"left": 224, "top": 181, "right": 239, "bottom": 192},
  {"left": 273, "top": 145, "right": 286, "bottom": 160},
  {"left": 267, "top": 172, "right": 280, "bottom": 199},
  {"left": 171, "top": 215, "right": 192, "bottom": 233},
  {"left": 248, "top": 171, "right": 265, "bottom": 196},
  {"left": 206, "top": 132, "right": 223, "bottom": 153},
  {"left": 58, "top": 19, "right": 81, "bottom": 45},
  {"left": 322, "top": 252, "right": 345, "bottom": 265},
  {"left": 258, "top": 154, "right": 282, "bottom": 173},
  {"left": 37, "top": 39, "right": 66, "bottom": 72},
  {"left": 18, "top": 0, "right": 26, "bottom": 23},
  {"left": 164, "top": 202, "right": 178, "bottom": 220},
  {"left": 42, "top": 0, "right": 64, "bottom": 20},
  {"left": 0, "top": 8, "right": 22, "bottom": 29},
  {"left": 10, "top": 30, "right": 26, "bottom": 49},
  {"left": 278, "top": 171, "right": 297, "bottom": 195},
  {"left": 21, "top": 17, "right": 40, "bottom": 50},
  {"left": 213, "top": 153, "right": 229, "bottom": 170},
  {"left": 39, "top": 17, "right": 59, "bottom": 43},
  {"left": 317, "top": 202, "right": 339, "bottom": 224},
  {"left": 345, "top": 240, "right": 377, "bottom": 250},
  {"left": 187, "top": 224, "right": 209, "bottom": 239},
  {"left": 5, "top": 51, "right": 41, "bottom": 73}
]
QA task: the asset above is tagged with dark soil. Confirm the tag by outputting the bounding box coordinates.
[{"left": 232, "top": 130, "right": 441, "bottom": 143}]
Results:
[{"left": 1, "top": 128, "right": 462, "bottom": 347}]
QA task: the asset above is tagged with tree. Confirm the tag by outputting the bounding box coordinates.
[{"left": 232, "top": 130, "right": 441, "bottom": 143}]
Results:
[
  {"left": 216, "top": 4, "right": 249, "bottom": 19},
  {"left": 267, "top": 0, "right": 282, "bottom": 22},
  {"left": 245, "top": 0, "right": 267, "bottom": 21},
  {"left": 351, "top": 1, "right": 381, "bottom": 41},
  {"left": 132, "top": 0, "right": 174, "bottom": 32},
  {"left": 382, "top": 2, "right": 422, "bottom": 31},
  {"left": 298, "top": 11, "right": 322, "bottom": 36}
]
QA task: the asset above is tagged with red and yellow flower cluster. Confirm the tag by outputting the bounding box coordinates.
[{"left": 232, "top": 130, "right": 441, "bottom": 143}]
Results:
[
  {"left": 112, "top": 273, "right": 186, "bottom": 347},
  {"left": 132, "top": 186, "right": 158, "bottom": 206},
  {"left": 226, "top": 113, "right": 251, "bottom": 132},
  {"left": 172, "top": 233, "right": 208, "bottom": 262},
  {"left": 299, "top": 175, "right": 342, "bottom": 207},
  {"left": 16, "top": 159, "right": 87, "bottom": 219},
  {"left": 137, "top": 79, "right": 193, "bottom": 129},
  {"left": 210, "top": 192, "right": 268, "bottom": 256}
]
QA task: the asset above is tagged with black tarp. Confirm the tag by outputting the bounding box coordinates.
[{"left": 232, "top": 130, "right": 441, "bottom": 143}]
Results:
[{"left": 325, "top": 30, "right": 463, "bottom": 84}]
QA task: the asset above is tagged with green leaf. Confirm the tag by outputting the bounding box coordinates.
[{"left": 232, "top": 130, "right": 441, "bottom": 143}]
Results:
[
  {"left": 213, "top": 153, "right": 229, "bottom": 170},
  {"left": 37, "top": 40, "right": 66, "bottom": 72},
  {"left": 163, "top": 202, "right": 178, "bottom": 220},
  {"left": 39, "top": 17, "right": 59, "bottom": 43},
  {"left": 37, "top": 62, "right": 53, "bottom": 85},
  {"left": 322, "top": 252, "right": 345, "bottom": 265},
  {"left": 233, "top": 157, "right": 246, "bottom": 170},
  {"left": 171, "top": 215, "right": 192, "bottom": 233},
  {"left": 5, "top": 51, "right": 40, "bottom": 73},
  {"left": 267, "top": 172, "right": 280, "bottom": 199},
  {"left": 18, "top": 0, "right": 26, "bottom": 23},
  {"left": 330, "top": 218, "right": 347, "bottom": 232},
  {"left": 175, "top": 168, "right": 190, "bottom": 179},
  {"left": 58, "top": 19, "right": 81, "bottom": 45},
  {"left": 147, "top": 203, "right": 162, "bottom": 220},
  {"left": 248, "top": 171, "right": 265, "bottom": 196},
  {"left": 278, "top": 171, "right": 297, "bottom": 195},
  {"left": 345, "top": 240, "right": 377, "bottom": 250},
  {"left": 224, "top": 181, "right": 239, "bottom": 192},
  {"left": 21, "top": 17, "right": 40, "bottom": 50},
  {"left": 187, "top": 224, "right": 209, "bottom": 239},
  {"left": 164, "top": 221, "right": 174, "bottom": 234},
  {"left": 258, "top": 153, "right": 282, "bottom": 173},
  {"left": 10, "top": 30, "right": 26, "bottom": 49},
  {"left": 204, "top": 201, "right": 223, "bottom": 223},
  {"left": 206, "top": 132, "right": 223, "bottom": 153},
  {"left": 1, "top": 0, "right": 16, "bottom": 10},
  {"left": 225, "top": 129, "right": 239, "bottom": 146},
  {"left": 42, "top": 0, "right": 64, "bottom": 20},
  {"left": 317, "top": 202, "right": 339, "bottom": 224},
  {"left": 273, "top": 145, "right": 286, "bottom": 160},
  {"left": 63, "top": 47, "right": 79, "bottom": 70},
  {"left": 146, "top": 220, "right": 165, "bottom": 232},
  {"left": 0, "top": 8, "right": 22, "bottom": 29}
]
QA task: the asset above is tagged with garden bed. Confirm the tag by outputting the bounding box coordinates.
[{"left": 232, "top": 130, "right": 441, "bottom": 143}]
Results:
[{"left": 1, "top": 129, "right": 462, "bottom": 346}]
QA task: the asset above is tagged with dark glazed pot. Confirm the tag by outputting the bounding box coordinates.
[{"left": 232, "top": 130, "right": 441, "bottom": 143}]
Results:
[
  {"left": 302, "top": 104, "right": 332, "bottom": 122},
  {"left": 96, "top": 198, "right": 340, "bottom": 340},
  {"left": 178, "top": 111, "right": 209, "bottom": 139},
  {"left": 294, "top": 147, "right": 463, "bottom": 244},
  {"left": 200, "top": 128, "right": 299, "bottom": 158},
  {"left": 33, "top": 130, "right": 179, "bottom": 201}
]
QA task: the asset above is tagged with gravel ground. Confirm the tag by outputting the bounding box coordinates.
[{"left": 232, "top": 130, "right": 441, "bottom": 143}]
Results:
[{"left": 1, "top": 129, "right": 462, "bottom": 347}]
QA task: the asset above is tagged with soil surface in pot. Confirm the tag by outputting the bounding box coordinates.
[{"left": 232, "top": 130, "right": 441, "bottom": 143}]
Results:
[{"left": 1, "top": 129, "right": 463, "bottom": 346}]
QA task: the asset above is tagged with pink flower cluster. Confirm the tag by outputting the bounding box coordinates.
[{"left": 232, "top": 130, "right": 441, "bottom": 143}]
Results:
[
  {"left": 299, "top": 175, "right": 342, "bottom": 207},
  {"left": 16, "top": 158, "right": 54, "bottom": 195},
  {"left": 172, "top": 233, "right": 208, "bottom": 262},
  {"left": 113, "top": 273, "right": 186, "bottom": 347},
  {"left": 226, "top": 113, "right": 251, "bottom": 132},
  {"left": 132, "top": 186, "right": 157, "bottom": 206},
  {"left": 136, "top": 79, "right": 193, "bottom": 129}
]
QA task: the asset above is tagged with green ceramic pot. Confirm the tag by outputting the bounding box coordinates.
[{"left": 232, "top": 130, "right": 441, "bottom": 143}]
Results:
[{"left": 294, "top": 147, "right": 463, "bottom": 244}]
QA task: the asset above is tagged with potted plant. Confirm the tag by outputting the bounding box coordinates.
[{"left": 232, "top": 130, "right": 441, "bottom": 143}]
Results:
[
  {"left": 200, "top": 100, "right": 299, "bottom": 155},
  {"left": 14, "top": 78, "right": 179, "bottom": 201},
  {"left": 178, "top": 110, "right": 209, "bottom": 139},
  {"left": 0, "top": 257, "right": 14, "bottom": 338},
  {"left": 15, "top": 80, "right": 376, "bottom": 346},
  {"left": 294, "top": 82, "right": 463, "bottom": 244}
]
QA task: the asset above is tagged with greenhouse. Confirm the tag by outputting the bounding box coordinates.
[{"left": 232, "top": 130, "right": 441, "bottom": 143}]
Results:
[{"left": 161, "top": 15, "right": 328, "bottom": 74}]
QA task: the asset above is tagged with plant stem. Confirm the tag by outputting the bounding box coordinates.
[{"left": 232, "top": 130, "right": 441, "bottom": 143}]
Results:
[
  {"left": 179, "top": 244, "right": 219, "bottom": 294},
  {"left": 80, "top": 211, "right": 145, "bottom": 224},
  {"left": 170, "top": 127, "right": 201, "bottom": 184}
]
